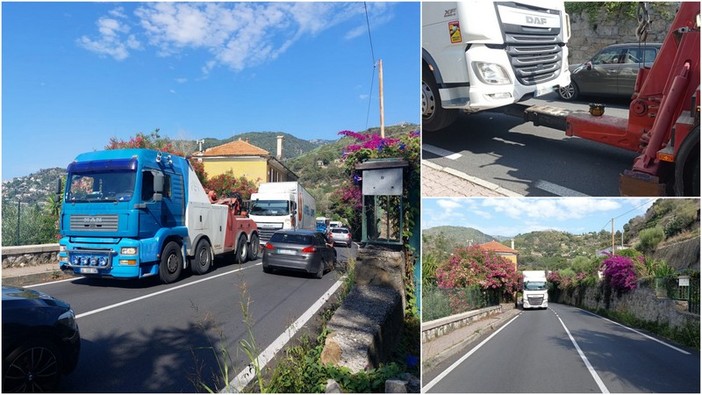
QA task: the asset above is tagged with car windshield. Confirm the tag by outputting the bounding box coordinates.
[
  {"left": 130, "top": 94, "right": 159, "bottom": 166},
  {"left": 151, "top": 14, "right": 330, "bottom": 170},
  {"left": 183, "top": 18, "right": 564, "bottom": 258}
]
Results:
[
  {"left": 67, "top": 171, "right": 136, "bottom": 202},
  {"left": 524, "top": 281, "right": 547, "bottom": 291},
  {"left": 250, "top": 200, "right": 290, "bottom": 216}
]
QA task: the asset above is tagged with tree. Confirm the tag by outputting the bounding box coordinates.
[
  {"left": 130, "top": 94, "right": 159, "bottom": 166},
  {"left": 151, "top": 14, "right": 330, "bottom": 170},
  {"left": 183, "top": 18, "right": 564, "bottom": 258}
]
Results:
[
  {"left": 205, "top": 171, "right": 259, "bottom": 201},
  {"left": 637, "top": 226, "right": 665, "bottom": 254}
]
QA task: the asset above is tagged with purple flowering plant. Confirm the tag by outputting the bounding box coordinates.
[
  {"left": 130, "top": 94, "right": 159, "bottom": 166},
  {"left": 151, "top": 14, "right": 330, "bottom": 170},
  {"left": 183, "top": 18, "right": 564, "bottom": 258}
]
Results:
[{"left": 601, "top": 254, "right": 638, "bottom": 293}]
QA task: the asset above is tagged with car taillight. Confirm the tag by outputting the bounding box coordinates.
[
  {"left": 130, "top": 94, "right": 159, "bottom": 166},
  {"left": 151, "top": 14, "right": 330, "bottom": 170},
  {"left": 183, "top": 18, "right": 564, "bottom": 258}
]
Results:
[
  {"left": 265, "top": 242, "right": 274, "bottom": 250},
  {"left": 301, "top": 246, "right": 316, "bottom": 253}
]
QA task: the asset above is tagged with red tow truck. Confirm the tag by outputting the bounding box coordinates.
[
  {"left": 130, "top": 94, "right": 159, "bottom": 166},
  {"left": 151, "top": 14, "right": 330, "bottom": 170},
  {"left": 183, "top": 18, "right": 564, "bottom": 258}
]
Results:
[{"left": 521, "top": 2, "right": 699, "bottom": 196}]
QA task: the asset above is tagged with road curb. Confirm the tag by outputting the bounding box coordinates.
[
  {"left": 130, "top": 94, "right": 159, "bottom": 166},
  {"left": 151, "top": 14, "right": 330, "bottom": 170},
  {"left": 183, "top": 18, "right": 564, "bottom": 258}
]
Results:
[
  {"left": 2, "top": 270, "right": 75, "bottom": 288},
  {"left": 423, "top": 308, "right": 521, "bottom": 372},
  {"left": 421, "top": 160, "right": 522, "bottom": 197}
]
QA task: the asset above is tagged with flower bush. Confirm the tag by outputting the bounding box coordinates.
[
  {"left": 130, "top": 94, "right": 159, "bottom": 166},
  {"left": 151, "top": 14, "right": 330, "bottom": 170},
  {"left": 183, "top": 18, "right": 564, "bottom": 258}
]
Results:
[
  {"left": 435, "top": 245, "right": 519, "bottom": 300},
  {"left": 205, "top": 171, "right": 259, "bottom": 201},
  {"left": 601, "top": 254, "right": 638, "bottom": 294}
]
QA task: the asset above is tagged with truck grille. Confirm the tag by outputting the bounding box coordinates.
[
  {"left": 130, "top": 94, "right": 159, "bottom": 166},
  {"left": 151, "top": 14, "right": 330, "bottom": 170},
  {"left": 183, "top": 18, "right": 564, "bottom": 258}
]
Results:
[
  {"left": 70, "top": 214, "right": 119, "bottom": 232},
  {"left": 257, "top": 224, "right": 284, "bottom": 243},
  {"left": 500, "top": 5, "right": 564, "bottom": 86},
  {"left": 527, "top": 296, "right": 544, "bottom": 305}
]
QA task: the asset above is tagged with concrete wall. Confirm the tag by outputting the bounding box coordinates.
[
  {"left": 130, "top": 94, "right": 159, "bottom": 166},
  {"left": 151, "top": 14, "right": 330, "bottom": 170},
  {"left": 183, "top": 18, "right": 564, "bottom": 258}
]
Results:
[
  {"left": 2, "top": 244, "right": 59, "bottom": 269},
  {"left": 557, "top": 281, "right": 699, "bottom": 332},
  {"left": 422, "top": 305, "right": 502, "bottom": 343},
  {"left": 568, "top": 3, "right": 679, "bottom": 64}
]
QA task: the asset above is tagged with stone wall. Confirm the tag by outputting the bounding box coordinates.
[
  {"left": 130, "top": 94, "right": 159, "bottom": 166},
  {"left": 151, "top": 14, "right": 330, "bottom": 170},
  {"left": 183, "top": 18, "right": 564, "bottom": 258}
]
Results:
[
  {"left": 568, "top": 3, "right": 679, "bottom": 64},
  {"left": 653, "top": 238, "right": 700, "bottom": 272},
  {"left": 557, "top": 281, "right": 699, "bottom": 332},
  {"left": 2, "top": 244, "right": 59, "bottom": 269}
]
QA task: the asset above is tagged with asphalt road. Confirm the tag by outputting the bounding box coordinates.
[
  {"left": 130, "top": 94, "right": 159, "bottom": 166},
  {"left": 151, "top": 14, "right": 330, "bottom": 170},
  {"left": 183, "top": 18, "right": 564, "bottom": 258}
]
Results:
[
  {"left": 424, "top": 304, "right": 700, "bottom": 393},
  {"left": 27, "top": 244, "right": 356, "bottom": 392},
  {"left": 423, "top": 93, "right": 637, "bottom": 196}
]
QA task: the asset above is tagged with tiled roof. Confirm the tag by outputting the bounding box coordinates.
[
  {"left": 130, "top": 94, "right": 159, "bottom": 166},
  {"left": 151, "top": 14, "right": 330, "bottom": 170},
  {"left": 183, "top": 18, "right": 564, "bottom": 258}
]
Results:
[
  {"left": 200, "top": 139, "right": 270, "bottom": 157},
  {"left": 478, "top": 240, "right": 518, "bottom": 254}
]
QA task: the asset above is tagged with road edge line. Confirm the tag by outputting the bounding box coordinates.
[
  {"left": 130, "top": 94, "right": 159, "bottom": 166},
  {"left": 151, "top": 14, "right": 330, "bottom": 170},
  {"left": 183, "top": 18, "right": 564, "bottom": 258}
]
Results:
[
  {"left": 553, "top": 310, "right": 610, "bottom": 393},
  {"left": 580, "top": 309, "right": 691, "bottom": 355},
  {"left": 422, "top": 313, "right": 521, "bottom": 393},
  {"left": 225, "top": 276, "right": 346, "bottom": 393}
]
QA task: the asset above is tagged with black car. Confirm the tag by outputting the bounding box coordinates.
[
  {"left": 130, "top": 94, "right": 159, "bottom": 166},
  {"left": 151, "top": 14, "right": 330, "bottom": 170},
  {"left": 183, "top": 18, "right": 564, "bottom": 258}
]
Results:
[
  {"left": 559, "top": 42, "right": 662, "bottom": 101},
  {"left": 2, "top": 286, "right": 81, "bottom": 392},
  {"left": 262, "top": 229, "right": 337, "bottom": 278}
]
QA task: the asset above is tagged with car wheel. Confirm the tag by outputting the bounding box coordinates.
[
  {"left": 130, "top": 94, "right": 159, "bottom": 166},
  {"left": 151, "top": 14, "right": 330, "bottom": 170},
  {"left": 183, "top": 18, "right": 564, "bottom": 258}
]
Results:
[
  {"left": 558, "top": 82, "right": 579, "bottom": 101},
  {"left": 191, "top": 239, "right": 212, "bottom": 275},
  {"left": 235, "top": 234, "right": 248, "bottom": 264},
  {"left": 316, "top": 260, "right": 324, "bottom": 279},
  {"left": 159, "top": 241, "right": 183, "bottom": 284},
  {"left": 3, "top": 340, "right": 62, "bottom": 392},
  {"left": 263, "top": 265, "right": 272, "bottom": 274},
  {"left": 247, "top": 233, "right": 260, "bottom": 261}
]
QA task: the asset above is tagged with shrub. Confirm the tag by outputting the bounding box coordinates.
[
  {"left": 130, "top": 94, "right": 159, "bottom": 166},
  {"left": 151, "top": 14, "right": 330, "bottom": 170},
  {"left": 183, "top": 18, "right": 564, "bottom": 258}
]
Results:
[{"left": 602, "top": 255, "right": 638, "bottom": 295}]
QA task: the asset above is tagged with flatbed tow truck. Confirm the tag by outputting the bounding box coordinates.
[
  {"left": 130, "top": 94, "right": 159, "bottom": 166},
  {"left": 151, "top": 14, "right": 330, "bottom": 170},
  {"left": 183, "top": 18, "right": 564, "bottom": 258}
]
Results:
[{"left": 508, "top": 2, "right": 699, "bottom": 196}]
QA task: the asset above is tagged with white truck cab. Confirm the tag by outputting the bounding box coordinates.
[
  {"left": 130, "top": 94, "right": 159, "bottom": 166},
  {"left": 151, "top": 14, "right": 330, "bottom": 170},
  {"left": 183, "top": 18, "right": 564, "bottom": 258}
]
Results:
[{"left": 522, "top": 270, "right": 549, "bottom": 309}]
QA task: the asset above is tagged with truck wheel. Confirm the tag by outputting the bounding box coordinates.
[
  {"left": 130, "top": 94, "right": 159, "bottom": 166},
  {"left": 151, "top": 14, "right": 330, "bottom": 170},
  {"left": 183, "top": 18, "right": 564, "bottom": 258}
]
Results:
[
  {"left": 235, "top": 234, "right": 248, "bottom": 264},
  {"left": 558, "top": 82, "right": 579, "bottom": 101},
  {"left": 422, "top": 63, "right": 458, "bottom": 132},
  {"left": 674, "top": 125, "right": 700, "bottom": 196},
  {"left": 159, "top": 241, "right": 183, "bottom": 284},
  {"left": 247, "top": 233, "right": 260, "bottom": 261},
  {"left": 191, "top": 239, "right": 212, "bottom": 275}
]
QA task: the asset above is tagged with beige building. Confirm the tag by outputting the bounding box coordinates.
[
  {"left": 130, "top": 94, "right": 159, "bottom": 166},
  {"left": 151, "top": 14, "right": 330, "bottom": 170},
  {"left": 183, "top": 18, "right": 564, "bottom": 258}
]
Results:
[
  {"left": 193, "top": 136, "right": 297, "bottom": 186},
  {"left": 478, "top": 240, "right": 518, "bottom": 269}
]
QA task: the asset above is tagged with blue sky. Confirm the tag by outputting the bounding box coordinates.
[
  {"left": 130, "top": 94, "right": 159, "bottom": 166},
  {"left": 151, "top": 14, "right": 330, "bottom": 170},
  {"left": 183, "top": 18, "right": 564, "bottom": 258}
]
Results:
[
  {"left": 2, "top": 2, "right": 420, "bottom": 180},
  {"left": 422, "top": 197, "right": 658, "bottom": 237}
]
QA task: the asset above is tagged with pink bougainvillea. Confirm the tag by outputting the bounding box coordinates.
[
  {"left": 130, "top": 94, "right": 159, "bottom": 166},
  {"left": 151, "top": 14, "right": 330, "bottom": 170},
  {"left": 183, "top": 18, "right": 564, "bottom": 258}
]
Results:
[
  {"left": 601, "top": 255, "right": 638, "bottom": 293},
  {"left": 435, "top": 245, "right": 519, "bottom": 296}
]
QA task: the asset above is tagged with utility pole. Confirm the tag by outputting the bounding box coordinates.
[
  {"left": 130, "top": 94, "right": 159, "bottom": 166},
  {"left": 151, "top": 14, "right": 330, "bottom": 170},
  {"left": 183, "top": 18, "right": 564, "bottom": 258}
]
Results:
[
  {"left": 378, "top": 59, "right": 385, "bottom": 138},
  {"left": 611, "top": 218, "right": 615, "bottom": 254},
  {"left": 16, "top": 199, "right": 21, "bottom": 245}
]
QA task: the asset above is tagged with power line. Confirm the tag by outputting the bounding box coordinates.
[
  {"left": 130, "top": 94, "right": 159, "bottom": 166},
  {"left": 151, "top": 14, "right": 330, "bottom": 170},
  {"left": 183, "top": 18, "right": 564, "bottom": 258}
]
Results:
[
  {"left": 364, "top": 2, "right": 376, "bottom": 65},
  {"left": 363, "top": 2, "right": 377, "bottom": 130}
]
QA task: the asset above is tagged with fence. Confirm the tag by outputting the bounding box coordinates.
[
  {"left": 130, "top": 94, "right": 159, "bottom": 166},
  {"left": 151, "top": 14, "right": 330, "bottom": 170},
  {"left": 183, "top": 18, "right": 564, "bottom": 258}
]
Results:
[
  {"left": 660, "top": 275, "right": 700, "bottom": 315},
  {"left": 422, "top": 285, "right": 499, "bottom": 321}
]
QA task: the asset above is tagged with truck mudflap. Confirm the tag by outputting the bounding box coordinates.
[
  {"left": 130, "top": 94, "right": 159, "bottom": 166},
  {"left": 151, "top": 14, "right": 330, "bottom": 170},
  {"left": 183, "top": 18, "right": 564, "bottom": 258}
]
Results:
[{"left": 620, "top": 170, "right": 667, "bottom": 196}]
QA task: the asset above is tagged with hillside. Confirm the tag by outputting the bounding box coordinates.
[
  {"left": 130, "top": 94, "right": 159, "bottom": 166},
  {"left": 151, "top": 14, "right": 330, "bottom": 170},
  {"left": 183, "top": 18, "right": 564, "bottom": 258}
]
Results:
[
  {"left": 177, "top": 131, "right": 331, "bottom": 160},
  {"left": 422, "top": 226, "right": 504, "bottom": 252},
  {"left": 1, "top": 167, "right": 65, "bottom": 206}
]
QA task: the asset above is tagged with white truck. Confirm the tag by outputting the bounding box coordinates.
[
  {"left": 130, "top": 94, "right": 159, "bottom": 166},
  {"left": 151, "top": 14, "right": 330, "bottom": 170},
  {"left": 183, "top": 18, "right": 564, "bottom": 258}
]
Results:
[
  {"left": 249, "top": 181, "right": 316, "bottom": 244},
  {"left": 422, "top": 0, "right": 571, "bottom": 131},
  {"left": 522, "top": 270, "right": 549, "bottom": 309}
]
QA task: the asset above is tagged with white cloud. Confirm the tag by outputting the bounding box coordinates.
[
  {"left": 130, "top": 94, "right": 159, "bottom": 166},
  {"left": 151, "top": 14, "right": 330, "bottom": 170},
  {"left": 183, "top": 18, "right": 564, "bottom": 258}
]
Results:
[
  {"left": 79, "top": 3, "right": 396, "bottom": 72},
  {"left": 483, "top": 198, "right": 622, "bottom": 221},
  {"left": 175, "top": 77, "right": 188, "bottom": 84}
]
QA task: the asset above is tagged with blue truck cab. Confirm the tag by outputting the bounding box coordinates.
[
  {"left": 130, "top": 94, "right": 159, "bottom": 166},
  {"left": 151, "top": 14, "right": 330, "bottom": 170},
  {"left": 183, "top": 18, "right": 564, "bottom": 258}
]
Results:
[{"left": 58, "top": 149, "right": 192, "bottom": 282}]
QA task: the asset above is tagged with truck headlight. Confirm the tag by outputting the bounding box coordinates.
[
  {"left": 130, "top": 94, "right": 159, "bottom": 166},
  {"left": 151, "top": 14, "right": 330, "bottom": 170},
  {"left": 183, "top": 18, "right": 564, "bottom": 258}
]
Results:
[
  {"left": 472, "top": 62, "right": 511, "bottom": 85},
  {"left": 121, "top": 247, "right": 138, "bottom": 255}
]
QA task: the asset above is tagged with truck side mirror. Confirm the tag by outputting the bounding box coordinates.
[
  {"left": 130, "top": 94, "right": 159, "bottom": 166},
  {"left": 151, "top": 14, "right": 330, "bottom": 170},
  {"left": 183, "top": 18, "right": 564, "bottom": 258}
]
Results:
[
  {"left": 55, "top": 177, "right": 63, "bottom": 196},
  {"left": 153, "top": 173, "right": 164, "bottom": 202},
  {"left": 291, "top": 201, "right": 298, "bottom": 215}
]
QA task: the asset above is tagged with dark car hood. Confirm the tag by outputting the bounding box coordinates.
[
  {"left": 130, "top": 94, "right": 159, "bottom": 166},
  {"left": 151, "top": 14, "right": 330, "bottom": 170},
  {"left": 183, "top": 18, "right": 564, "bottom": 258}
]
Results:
[{"left": 2, "top": 286, "right": 66, "bottom": 308}]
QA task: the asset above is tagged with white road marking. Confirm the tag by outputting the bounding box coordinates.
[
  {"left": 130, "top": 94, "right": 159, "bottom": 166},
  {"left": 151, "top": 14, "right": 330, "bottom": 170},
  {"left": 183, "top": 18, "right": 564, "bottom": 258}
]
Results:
[
  {"left": 552, "top": 309, "right": 610, "bottom": 393},
  {"left": 423, "top": 144, "right": 462, "bottom": 160},
  {"left": 75, "top": 263, "right": 260, "bottom": 319},
  {"left": 422, "top": 313, "right": 521, "bottom": 393},
  {"left": 225, "top": 277, "right": 345, "bottom": 393},
  {"left": 24, "top": 276, "right": 82, "bottom": 288},
  {"left": 581, "top": 309, "right": 691, "bottom": 355},
  {"left": 534, "top": 180, "right": 590, "bottom": 197}
]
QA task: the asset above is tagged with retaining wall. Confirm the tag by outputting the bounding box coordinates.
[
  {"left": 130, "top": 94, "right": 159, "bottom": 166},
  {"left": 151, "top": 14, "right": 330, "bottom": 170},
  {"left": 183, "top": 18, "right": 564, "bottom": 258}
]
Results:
[
  {"left": 2, "top": 243, "right": 59, "bottom": 269},
  {"left": 422, "top": 305, "right": 502, "bottom": 343}
]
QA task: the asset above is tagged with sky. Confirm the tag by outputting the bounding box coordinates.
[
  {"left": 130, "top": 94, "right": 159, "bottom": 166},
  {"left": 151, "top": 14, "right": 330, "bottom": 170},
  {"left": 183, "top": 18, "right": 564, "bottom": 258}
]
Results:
[
  {"left": 1, "top": 2, "right": 420, "bottom": 180},
  {"left": 422, "top": 197, "right": 659, "bottom": 238}
]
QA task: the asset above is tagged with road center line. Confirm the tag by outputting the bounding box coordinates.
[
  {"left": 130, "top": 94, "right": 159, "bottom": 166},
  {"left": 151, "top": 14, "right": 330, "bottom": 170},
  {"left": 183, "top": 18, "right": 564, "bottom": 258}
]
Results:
[
  {"left": 75, "top": 263, "right": 260, "bottom": 319},
  {"left": 225, "top": 277, "right": 345, "bottom": 393},
  {"left": 581, "top": 309, "right": 691, "bottom": 355},
  {"left": 552, "top": 309, "right": 610, "bottom": 393},
  {"left": 423, "top": 144, "right": 462, "bottom": 160},
  {"left": 422, "top": 313, "right": 521, "bottom": 393},
  {"left": 534, "top": 180, "right": 590, "bottom": 197}
]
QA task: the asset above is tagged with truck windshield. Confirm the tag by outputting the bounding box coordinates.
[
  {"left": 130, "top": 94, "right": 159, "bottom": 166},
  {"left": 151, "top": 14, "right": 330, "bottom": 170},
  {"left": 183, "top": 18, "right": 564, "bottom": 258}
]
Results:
[
  {"left": 67, "top": 171, "right": 136, "bottom": 202},
  {"left": 524, "top": 281, "right": 547, "bottom": 291},
  {"left": 250, "top": 200, "right": 290, "bottom": 216}
]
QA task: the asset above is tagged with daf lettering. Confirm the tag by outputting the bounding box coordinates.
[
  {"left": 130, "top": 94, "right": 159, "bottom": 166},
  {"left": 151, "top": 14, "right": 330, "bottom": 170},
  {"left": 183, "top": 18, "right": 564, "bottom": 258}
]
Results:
[{"left": 526, "top": 16, "right": 548, "bottom": 25}]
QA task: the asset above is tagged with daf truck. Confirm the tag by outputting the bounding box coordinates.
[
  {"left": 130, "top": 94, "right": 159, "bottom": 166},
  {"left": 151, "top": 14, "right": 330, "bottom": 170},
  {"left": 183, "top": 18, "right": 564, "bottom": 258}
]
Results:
[
  {"left": 522, "top": 270, "right": 549, "bottom": 309},
  {"left": 57, "top": 149, "right": 259, "bottom": 284},
  {"left": 422, "top": 1, "right": 571, "bottom": 131},
  {"left": 249, "top": 181, "right": 316, "bottom": 243}
]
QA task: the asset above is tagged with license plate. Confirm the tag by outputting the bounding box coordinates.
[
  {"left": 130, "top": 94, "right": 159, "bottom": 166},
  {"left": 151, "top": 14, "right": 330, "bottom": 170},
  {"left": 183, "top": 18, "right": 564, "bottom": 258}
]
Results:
[
  {"left": 80, "top": 267, "right": 98, "bottom": 274},
  {"left": 535, "top": 84, "right": 554, "bottom": 97},
  {"left": 277, "top": 249, "right": 296, "bottom": 255}
]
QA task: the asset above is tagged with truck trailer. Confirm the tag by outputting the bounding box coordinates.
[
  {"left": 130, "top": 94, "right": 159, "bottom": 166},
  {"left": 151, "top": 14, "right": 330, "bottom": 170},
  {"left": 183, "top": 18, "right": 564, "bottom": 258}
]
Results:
[
  {"left": 422, "top": 0, "right": 571, "bottom": 131},
  {"left": 57, "top": 149, "right": 259, "bottom": 284},
  {"left": 249, "top": 181, "right": 316, "bottom": 243}
]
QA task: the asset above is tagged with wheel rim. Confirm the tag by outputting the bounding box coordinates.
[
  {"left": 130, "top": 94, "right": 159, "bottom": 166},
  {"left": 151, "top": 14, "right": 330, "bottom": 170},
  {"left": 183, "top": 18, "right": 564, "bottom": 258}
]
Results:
[
  {"left": 167, "top": 253, "right": 179, "bottom": 274},
  {"left": 559, "top": 84, "right": 575, "bottom": 99},
  {"left": 5, "top": 347, "right": 59, "bottom": 392},
  {"left": 197, "top": 246, "right": 210, "bottom": 268},
  {"left": 422, "top": 81, "right": 435, "bottom": 119}
]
